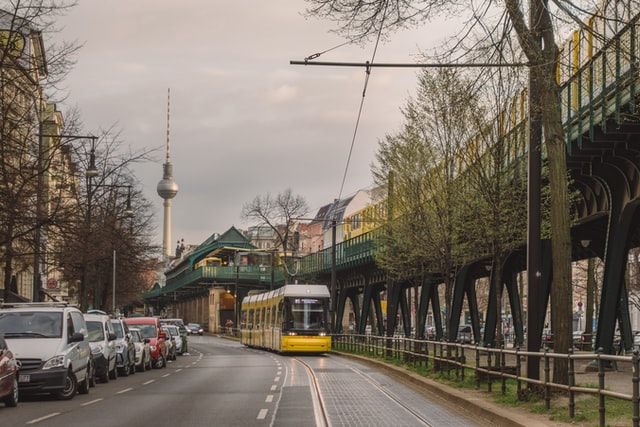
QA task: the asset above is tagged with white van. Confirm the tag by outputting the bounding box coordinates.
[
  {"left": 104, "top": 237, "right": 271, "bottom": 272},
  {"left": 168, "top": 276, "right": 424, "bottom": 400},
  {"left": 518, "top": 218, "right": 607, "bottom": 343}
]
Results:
[{"left": 0, "top": 302, "right": 91, "bottom": 400}]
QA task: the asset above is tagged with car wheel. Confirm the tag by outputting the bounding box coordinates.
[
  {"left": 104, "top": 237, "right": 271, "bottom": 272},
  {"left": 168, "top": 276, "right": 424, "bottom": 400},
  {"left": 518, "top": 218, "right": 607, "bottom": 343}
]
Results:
[
  {"left": 54, "top": 370, "right": 77, "bottom": 400},
  {"left": 3, "top": 377, "right": 18, "bottom": 407},
  {"left": 138, "top": 359, "right": 145, "bottom": 372},
  {"left": 109, "top": 359, "right": 118, "bottom": 380},
  {"left": 78, "top": 368, "right": 90, "bottom": 395},
  {"left": 88, "top": 360, "right": 96, "bottom": 388},
  {"left": 155, "top": 355, "right": 165, "bottom": 369}
]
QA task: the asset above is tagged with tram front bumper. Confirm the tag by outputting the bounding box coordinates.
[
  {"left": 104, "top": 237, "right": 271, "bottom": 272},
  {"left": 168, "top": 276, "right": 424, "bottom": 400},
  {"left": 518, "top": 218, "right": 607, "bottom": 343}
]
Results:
[{"left": 282, "top": 335, "right": 331, "bottom": 353}]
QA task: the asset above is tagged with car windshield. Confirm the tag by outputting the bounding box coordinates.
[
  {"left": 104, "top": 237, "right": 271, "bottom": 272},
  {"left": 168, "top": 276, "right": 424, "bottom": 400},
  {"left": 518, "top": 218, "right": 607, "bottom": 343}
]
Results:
[
  {"left": 130, "top": 324, "right": 157, "bottom": 339},
  {"left": 87, "top": 321, "right": 105, "bottom": 342},
  {"left": 111, "top": 321, "right": 125, "bottom": 339},
  {"left": 0, "top": 311, "right": 63, "bottom": 338},
  {"left": 167, "top": 327, "right": 178, "bottom": 337},
  {"left": 188, "top": 323, "right": 200, "bottom": 328}
]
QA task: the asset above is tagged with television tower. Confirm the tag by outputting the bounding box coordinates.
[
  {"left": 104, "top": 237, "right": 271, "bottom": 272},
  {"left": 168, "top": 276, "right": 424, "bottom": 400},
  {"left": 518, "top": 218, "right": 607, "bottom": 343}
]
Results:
[{"left": 157, "top": 88, "right": 179, "bottom": 259}]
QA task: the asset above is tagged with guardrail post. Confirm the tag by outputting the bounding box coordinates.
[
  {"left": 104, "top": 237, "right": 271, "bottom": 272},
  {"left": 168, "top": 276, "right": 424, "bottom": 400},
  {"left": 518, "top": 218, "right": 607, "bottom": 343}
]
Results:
[
  {"left": 515, "top": 346, "right": 522, "bottom": 398},
  {"left": 475, "top": 345, "right": 481, "bottom": 389},
  {"left": 544, "top": 348, "right": 550, "bottom": 410},
  {"left": 500, "top": 343, "right": 506, "bottom": 395},
  {"left": 633, "top": 349, "right": 639, "bottom": 427},
  {"left": 487, "top": 345, "right": 493, "bottom": 393},
  {"left": 424, "top": 340, "right": 429, "bottom": 370},
  {"left": 597, "top": 347, "right": 605, "bottom": 427},
  {"left": 568, "top": 348, "right": 575, "bottom": 419},
  {"left": 461, "top": 344, "right": 466, "bottom": 382},
  {"left": 455, "top": 343, "right": 460, "bottom": 380}
]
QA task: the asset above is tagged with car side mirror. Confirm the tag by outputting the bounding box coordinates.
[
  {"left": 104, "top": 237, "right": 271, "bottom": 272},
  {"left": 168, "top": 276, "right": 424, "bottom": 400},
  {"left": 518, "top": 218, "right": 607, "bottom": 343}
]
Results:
[
  {"left": 144, "top": 338, "right": 150, "bottom": 344},
  {"left": 69, "top": 332, "right": 84, "bottom": 343},
  {"left": 108, "top": 332, "right": 117, "bottom": 341}
]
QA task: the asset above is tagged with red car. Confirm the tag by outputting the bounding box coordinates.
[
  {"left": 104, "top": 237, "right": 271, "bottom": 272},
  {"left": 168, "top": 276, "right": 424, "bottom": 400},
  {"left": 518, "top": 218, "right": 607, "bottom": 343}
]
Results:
[
  {"left": 124, "top": 318, "right": 168, "bottom": 368},
  {"left": 0, "top": 335, "right": 18, "bottom": 407}
]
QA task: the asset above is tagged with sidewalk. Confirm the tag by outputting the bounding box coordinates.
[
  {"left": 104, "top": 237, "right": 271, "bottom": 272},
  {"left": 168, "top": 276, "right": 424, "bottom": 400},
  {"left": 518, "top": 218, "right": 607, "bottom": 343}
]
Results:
[{"left": 334, "top": 350, "right": 560, "bottom": 426}]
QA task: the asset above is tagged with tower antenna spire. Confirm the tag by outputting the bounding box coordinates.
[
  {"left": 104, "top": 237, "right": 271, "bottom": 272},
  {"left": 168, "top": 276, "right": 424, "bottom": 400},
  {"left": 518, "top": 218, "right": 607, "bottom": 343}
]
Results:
[
  {"left": 166, "top": 87, "right": 171, "bottom": 162},
  {"left": 158, "top": 88, "right": 179, "bottom": 259}
]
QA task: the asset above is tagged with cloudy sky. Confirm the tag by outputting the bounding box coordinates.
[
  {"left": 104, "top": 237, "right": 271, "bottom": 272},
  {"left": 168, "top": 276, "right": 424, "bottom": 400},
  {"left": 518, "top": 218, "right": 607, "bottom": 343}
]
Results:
[{"left": 54, "top": 1, "right": 448, "bottom": 247}]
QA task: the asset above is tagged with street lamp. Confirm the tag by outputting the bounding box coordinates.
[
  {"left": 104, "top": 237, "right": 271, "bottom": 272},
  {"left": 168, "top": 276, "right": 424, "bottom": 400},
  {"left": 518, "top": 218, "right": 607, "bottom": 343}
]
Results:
[{"left": 81, "top": 138, "right": 135, "bottom": 311}]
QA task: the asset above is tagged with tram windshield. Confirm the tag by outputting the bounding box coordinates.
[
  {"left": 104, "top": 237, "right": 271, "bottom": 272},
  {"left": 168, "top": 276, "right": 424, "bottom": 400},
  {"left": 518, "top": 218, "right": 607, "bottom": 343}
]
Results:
[{"left": 285, "top": 297, "right": 327, "bottom": 332}]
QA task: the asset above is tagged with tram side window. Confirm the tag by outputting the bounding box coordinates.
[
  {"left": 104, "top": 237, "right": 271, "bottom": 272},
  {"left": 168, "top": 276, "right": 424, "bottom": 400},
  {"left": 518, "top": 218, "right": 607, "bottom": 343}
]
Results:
[
  {"left": 278, "top": 301, "right": 284, "bottom": 327},
  {"left": 261, "top": 308, "right": 266, "bottom": 329},
  {"left": 272, "top": 305, "right": 278, "bottom": 326},
  {"left": 248, "top": 309, "right": 254, "bottom": 329},
  {"left": 241, "top": 310, "right": 247, "bottom": 329},
  {"left": 265, "top": 307, "right": 271, "bottom": 328}
]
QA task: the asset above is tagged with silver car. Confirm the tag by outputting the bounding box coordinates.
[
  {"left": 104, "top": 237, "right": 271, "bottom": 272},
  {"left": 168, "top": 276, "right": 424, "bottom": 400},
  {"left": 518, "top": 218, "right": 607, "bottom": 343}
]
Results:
[
  {"left": 84, "top": 313, "right": 118, "bottom": 383},
  {"left": 110, "top": 319, "right": 136, "bottom": 376},
  {"left": 0, "top": 302, "right": 91, "bottom": 400},
  {"left": 129, "top": 328, "right": 152, "bottom": 371}
]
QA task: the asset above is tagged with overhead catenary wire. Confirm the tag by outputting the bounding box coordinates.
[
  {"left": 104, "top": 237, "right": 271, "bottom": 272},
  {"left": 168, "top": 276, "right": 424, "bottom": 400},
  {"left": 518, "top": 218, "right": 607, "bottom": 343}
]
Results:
[{"left": 335, "top": 0, "right": 389, "bottom": 210}]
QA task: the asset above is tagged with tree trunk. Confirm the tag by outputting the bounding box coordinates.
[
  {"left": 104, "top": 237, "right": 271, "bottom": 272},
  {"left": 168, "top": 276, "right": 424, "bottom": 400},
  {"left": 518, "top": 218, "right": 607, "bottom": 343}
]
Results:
[
  {"left": 3, "top": 243, "right": 13, "bottom": 301},
  {"left": 539, "top": 66, "right": 573, "bottom": 385}
]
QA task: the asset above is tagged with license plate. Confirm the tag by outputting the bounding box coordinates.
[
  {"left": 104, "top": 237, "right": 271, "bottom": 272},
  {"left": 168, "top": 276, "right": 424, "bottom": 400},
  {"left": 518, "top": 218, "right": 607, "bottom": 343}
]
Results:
[{"left": 19, "top": 374, "right": 30, "bottom": 383}]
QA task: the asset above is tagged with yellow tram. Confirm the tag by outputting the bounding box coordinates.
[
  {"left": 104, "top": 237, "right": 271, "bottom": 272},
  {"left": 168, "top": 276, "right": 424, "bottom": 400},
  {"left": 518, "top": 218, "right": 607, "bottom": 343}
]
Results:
[{"left": 240, "top": 284, "right": 331, "bottom": 353}]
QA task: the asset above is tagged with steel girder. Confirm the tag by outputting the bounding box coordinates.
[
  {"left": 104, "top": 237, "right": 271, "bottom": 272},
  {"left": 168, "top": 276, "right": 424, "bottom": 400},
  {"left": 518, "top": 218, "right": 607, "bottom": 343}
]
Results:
[
  {"left": 415, "top": 279, "right": 444, "bottom": 340},
  {"left": 448, "top": 263, "right": 489, "bottom": 344},
  {"left": 592, "top": 154, "right": 640, "bottom": 353}
]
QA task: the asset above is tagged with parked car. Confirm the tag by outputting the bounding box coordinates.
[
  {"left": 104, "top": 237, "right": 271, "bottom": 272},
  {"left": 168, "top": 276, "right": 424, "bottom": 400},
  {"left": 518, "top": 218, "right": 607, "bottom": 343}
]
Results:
[
  {"left": 0, "top": 302, "right": 91, "bottom": 400},
  {"left": 458, "top": 325, "right": 473, "bottom": 344},
  {"left": 124, "top": 317, "right": 167, "bottom": 368},
  {"left": 84, "top": 313, "right": 118, "bottom": 383},
  {"left": 162, "top": 327, "right": 177, "bottom": 361},
  {"left": 542, "top": 328, "right": 554, "bottom": 348},
  {"left": 129, "top": 328, "right": 152, "bottom": 372},
  {"left": 187, "top": 323, "right": 203, "bottom": 335},
  {"left": 0, "top": 335, "right": 18, "bottom": 407},
  {"left": 425, "top": 326, "right": 436, "bottom": 340},
  {"left": 160, "top": 319, "right": 188, "bottom": 354},
  {"left": 111, "top": 319, "right": 136, "bottom": 376},
  {"left": 164, "top": 325, "right": 183, "bottom": 355}
]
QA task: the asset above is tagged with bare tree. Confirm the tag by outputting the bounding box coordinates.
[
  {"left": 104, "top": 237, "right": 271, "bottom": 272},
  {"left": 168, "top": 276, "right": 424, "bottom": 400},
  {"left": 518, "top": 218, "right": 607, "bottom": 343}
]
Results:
[
  {"left": 0, "top": 1, "right": 81, "bottom": 301},
  {"left": 242, "top": 189, "right": 309, "bottom": 281},
  {"left": 53, "top": 129, "right": 157, "bottom": 311}
]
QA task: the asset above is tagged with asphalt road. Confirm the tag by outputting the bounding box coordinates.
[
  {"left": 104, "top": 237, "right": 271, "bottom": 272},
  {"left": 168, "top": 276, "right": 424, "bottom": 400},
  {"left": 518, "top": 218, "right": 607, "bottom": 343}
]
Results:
[{"left": 0, "top": 335, "right": 479, "bottom": 426}]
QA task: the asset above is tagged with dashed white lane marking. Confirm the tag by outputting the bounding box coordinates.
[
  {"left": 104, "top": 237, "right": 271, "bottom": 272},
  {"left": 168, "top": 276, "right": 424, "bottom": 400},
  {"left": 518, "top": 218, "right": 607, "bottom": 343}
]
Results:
[
  {"left": 81, "top": 398, "right": 103, "bottom": 406},
  {"left": 265, "top": 394, "right": 274, "bottom": 403},
  {"left": 270, "top": 385, "right": 277, "bottom": 391},
  {"left": 274, "top": 376, "right": 280, "bottom": 382},
  {"left": 257, "top": 409, "right": 269, "bottom": 420},
  {"left": 176, "top": 369, "right": 182, "bottom": 372},
  {"left": 116, "top": 387, "right": 133, "bottom": 394},
  {"left": 191, "top": 362, "right": 196, "bottom": 365},
  {"left": 162, "top": 373, "right": 171, "bottom": 378},
  {"left": 143, "top": 379, "right": 155, "bottom": 385},
  {"left": 26, "top": 412, "right": 61, "bottom": 424}
]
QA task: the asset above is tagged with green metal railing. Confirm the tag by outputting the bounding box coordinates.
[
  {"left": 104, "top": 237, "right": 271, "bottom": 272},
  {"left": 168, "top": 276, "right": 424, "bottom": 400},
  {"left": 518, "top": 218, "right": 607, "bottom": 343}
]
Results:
[
  {"left": 159, "top": 265, "right": 285, "bottom": 295},
  {"left": 298, "top": 228, "right": 380, "bottom": 276}
]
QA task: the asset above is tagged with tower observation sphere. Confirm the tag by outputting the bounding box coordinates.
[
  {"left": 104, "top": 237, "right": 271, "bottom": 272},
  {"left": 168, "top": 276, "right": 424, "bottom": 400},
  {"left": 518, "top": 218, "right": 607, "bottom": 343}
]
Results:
[{"left": 157, "top": 162, "right": 179, "bottom": 199}]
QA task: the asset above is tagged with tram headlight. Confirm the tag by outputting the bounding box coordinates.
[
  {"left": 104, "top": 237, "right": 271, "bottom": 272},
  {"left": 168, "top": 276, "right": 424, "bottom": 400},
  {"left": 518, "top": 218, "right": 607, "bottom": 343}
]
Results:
[
  {"left": 287, "top": 332, "right": 297, "bottom": 336},
  {"left": 318, "top": 332, "right": 326, "bottom": 337}
]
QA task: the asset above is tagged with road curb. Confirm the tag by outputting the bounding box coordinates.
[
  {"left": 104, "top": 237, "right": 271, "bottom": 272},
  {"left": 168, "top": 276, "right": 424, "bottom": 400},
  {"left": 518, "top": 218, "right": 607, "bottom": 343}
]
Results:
[{"left": 332, "top": 351, "right": 551, "bottom": 427}]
